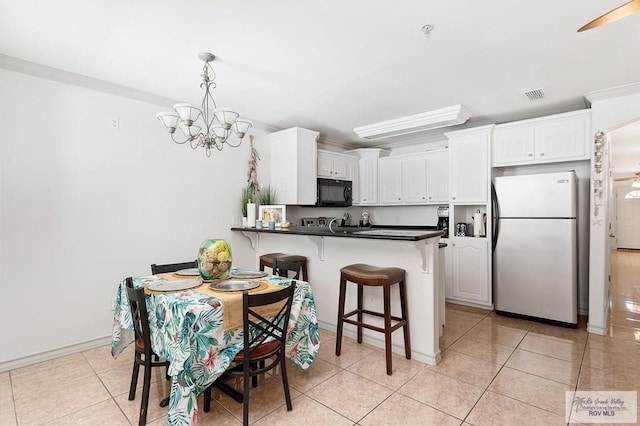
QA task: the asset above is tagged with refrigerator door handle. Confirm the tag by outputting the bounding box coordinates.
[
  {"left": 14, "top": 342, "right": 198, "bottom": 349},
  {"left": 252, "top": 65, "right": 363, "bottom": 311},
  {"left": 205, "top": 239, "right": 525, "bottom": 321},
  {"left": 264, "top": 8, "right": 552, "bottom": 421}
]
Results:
[{"left": 491, "top": 183, "right": 500, "bottom": 253}]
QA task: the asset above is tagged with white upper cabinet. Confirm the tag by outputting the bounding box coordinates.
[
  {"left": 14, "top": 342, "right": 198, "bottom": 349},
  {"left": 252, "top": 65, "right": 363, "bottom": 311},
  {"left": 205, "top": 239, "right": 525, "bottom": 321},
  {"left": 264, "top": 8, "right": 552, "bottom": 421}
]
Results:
[
  {"left": 379, "top": 151, "right": 450, "bottom": 205},
  {"left": 379, "top": 154, "right": 431, "bottom": 205},
  {"left": 426, "top": 149, "right": 449, "bottom": 203},
  {"left": 269, "top": 127, "right": 319, "bottom": 205},
  {"left": 347, "top": 149, "right": 389, "bottom": 205},
  {"left": 379, "top": 156, "right": 404, "bottom": 204},
  {"left": 402, "top": 156, "right": 429, "bottom": 203},
  {"left": 493, "top": 109, "right": 590, "bottom": 167},
  {"left": 446, "top": 125, "right": 493, "bottom": 204},
  {"left": 317, "top": 150, "right": 356, "bottom": 180}
]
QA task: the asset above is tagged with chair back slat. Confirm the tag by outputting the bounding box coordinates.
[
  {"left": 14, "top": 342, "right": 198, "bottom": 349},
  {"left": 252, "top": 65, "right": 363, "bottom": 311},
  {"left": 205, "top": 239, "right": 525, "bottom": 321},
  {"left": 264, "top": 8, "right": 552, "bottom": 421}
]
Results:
[
  {"left": 242, "top": 283, "right": 296, "bottom": 357},
  {"left": 272, "top": 259, "right": 301, "bottom": 280},
  {"left": 150, "top": 260, "right": 197, "bottom": 275},
  {"left": 124, "top": 277, "right": 153, "bottom": 357}
]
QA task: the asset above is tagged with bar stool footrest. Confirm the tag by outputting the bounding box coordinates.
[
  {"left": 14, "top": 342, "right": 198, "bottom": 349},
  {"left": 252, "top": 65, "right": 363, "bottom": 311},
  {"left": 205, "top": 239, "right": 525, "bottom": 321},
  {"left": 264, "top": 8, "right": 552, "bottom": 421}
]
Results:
[{"left": 341, "top": 309, "right": 407, "bottom": 334}]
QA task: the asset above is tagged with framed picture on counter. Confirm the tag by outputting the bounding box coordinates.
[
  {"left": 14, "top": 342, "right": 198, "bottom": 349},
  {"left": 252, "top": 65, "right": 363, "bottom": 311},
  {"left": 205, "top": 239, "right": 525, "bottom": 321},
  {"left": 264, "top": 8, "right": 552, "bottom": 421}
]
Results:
[{"left": 259, "top": 205, "right": 286, "bottom": 223}]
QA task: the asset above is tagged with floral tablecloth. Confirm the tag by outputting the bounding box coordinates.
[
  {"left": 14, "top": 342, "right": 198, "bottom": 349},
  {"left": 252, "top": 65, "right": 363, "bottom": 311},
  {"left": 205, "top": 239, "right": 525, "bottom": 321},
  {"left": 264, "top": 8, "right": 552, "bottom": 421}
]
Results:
[{"left": 111, "top": 273, "right": 320, "bottom": 425}]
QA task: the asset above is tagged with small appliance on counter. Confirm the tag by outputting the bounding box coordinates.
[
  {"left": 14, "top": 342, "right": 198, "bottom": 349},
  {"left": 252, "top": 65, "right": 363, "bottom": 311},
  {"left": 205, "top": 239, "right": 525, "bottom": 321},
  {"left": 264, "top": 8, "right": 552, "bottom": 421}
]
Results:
[
  {"left": 472, "top": 209, "right": 486, "bottom": 237},
  {"left": 436, "top": 206, "right": 449, "bottom": 237},
  {"left": 455, "top": 222, "right": 469, "bottom": 236},
  {"left": 360, "top": 211, "right": 370, "bottom": 227}
]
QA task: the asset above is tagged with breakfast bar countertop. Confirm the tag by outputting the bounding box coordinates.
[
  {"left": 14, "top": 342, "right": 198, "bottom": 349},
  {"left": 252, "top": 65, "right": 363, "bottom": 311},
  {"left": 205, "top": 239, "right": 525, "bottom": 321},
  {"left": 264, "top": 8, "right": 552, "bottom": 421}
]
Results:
[{"left": 230, "top": 225, "right": 444, "bottom": 241}]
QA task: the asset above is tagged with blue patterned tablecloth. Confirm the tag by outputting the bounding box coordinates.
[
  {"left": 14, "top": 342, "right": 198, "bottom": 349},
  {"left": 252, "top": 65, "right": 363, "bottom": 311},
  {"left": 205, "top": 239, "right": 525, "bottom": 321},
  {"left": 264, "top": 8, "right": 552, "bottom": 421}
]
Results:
[{"left": 111, "top": 274, "right": 320, "bottom": 425}]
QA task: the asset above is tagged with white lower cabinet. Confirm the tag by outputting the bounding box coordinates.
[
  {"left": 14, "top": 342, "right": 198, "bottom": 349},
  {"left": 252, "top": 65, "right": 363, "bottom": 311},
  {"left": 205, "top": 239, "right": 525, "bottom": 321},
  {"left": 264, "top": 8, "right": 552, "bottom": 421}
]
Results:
[{"left": 450, "top": 237, "right": 491, "bottom": 306}]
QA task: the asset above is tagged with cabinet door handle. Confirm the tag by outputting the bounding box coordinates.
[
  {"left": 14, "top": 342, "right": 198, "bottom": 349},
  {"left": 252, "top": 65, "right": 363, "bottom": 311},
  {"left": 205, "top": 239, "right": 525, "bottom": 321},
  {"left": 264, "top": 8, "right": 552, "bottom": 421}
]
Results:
[
  {"left": 452, "top": 243, "right": 456, "bottom": 247},
  {"left": 539, "top": 153, "right": 545, "bottom": 157},
  {"left": 398, "top": 197, "right": 401, "bottom": 200},
  {"left": 428, "top": 196, "right": 432, "bottom": 199},
  {"left": 452, "top": 196, "right": 456, "bottom": 200},
  {"left": 528, "top": 153, "right": 533, "bottom": 157}
]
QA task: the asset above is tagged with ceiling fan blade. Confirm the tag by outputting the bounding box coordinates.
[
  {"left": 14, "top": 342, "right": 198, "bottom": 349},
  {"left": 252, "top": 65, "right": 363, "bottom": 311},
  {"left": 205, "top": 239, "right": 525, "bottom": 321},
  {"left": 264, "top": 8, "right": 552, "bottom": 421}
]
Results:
[{"left": 578, "top": 0, "right": 640, "bottom": 32}]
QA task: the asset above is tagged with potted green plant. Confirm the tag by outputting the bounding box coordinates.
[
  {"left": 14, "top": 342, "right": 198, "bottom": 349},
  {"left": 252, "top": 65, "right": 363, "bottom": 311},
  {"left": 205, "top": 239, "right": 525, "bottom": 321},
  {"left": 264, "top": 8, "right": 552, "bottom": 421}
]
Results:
[
  {"left": 258, "top": 185, "right": 276, "bottom": 206},
  {"left": 241, "top": 186, "right": 253, "bottom": 227}
]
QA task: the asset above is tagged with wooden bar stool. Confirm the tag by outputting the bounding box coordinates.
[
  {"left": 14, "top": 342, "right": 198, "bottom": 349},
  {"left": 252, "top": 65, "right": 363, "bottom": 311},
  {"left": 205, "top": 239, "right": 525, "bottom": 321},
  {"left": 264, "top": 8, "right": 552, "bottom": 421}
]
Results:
[
  {"left": 335, "top": 263, "right": 410, "bottom": 375},
  {"left": 259, "top": 253, "right": 308, "bottom": 281}
]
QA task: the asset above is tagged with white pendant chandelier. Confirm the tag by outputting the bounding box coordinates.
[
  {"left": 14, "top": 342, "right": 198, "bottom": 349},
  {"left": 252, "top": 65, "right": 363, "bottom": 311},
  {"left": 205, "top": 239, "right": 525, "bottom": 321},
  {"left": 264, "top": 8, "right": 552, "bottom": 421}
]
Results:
[{"left": 156, "top": 52, "right": 252, "bottom": 157}]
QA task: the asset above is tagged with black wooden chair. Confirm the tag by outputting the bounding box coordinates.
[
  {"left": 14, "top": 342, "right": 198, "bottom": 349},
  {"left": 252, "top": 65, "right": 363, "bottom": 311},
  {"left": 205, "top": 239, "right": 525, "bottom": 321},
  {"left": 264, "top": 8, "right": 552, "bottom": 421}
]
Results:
[
  {"left": 150, "top": 262, "right": 197, "bottom": 379},
  {"left": 124, "top": 277, "right": 171, "bottom": 425},
  {"left": 272, "top": 258, "right": 301, "bottom": 280},
  {"left": 204, "top": 283, "right": 297, "bottom": 425},
  {"left": 150, "top": 260, "right": 197, "bottom": 275}
]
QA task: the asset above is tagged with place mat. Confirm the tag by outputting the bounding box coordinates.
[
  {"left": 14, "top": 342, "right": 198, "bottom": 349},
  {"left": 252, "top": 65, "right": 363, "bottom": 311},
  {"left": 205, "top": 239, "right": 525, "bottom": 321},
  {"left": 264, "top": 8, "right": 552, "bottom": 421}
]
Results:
[
  {"left": 150, "top": 273, "right": 285, "bottom": 332},
  {"left": 195, "top": 280, "right": 285, "bottom": 332}
]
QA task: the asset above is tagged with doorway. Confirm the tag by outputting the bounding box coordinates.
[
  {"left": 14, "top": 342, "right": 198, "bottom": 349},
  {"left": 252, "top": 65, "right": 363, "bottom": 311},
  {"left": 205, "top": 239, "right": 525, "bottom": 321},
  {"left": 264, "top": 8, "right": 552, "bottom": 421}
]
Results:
[{"left": 607, "top": 120, "right": 640, "bottom": 342}]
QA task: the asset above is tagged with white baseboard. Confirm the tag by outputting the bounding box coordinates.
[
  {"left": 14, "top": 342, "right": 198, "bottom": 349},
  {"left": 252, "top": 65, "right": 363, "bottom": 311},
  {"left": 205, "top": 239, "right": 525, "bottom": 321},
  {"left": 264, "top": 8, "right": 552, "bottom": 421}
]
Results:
[
  {"left": 587, "top": 323, "right": 607, "bottom": 335},
  {"left": 317, "top": 320, "right": 441, "bottom": 366},
  {"left": 445, "top": 298, "right": 493, "bottom": 311},
  {"left": 0, "top": 335, "right": 112, "bottom": 373}
]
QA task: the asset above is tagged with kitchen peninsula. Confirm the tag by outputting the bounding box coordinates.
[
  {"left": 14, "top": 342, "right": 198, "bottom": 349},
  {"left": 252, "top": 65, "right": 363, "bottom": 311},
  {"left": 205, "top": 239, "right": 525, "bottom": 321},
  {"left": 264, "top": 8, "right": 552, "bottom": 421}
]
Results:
[{"left": 232, "top": 226, "right": 444, "bottom": 365}]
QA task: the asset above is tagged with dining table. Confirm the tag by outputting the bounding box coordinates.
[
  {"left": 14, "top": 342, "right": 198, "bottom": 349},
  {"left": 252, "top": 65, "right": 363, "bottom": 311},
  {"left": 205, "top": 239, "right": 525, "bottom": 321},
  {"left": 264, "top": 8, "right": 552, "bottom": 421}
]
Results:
[{"left": 111, "top": 269, "right": 320, "bottom": 426}]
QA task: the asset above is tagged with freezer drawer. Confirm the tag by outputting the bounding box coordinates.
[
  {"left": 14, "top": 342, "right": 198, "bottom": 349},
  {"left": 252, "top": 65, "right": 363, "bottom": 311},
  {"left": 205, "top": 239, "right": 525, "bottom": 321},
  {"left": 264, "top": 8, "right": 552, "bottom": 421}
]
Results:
[{"left": 494, "top": 218, "right": 577, "bottom": 324}]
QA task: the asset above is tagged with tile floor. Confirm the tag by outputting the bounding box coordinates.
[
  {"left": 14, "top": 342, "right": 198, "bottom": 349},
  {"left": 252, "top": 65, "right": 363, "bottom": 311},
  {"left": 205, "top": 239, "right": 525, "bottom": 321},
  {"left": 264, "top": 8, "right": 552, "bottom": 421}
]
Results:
[{"left": 1, "top": 250, "right": 638, "bottom": 425}]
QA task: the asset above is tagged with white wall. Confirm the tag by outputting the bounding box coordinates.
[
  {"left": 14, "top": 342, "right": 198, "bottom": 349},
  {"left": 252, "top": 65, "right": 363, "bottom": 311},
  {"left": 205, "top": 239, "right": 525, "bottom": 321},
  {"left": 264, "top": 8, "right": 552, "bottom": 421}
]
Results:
[{"left": 0, "top": 69, "right": 268, "bottom": 366}]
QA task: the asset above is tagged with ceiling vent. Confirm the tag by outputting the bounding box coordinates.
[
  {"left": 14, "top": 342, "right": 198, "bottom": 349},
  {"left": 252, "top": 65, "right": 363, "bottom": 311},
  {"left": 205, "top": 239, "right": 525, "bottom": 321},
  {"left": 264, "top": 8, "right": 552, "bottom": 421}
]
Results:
[
  {"left": 524, "top": 88, "right": 545, "bottom": 101},
  {"left": 354, "top": 105, "right": 471, "bottom": 140}
]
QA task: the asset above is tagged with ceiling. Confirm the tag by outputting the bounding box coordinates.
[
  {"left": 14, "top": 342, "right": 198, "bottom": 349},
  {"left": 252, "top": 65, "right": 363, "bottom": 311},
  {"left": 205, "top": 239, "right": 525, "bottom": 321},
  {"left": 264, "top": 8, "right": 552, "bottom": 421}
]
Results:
[{"left": 1, "top": 1, "right": 639, "bottom": 149}]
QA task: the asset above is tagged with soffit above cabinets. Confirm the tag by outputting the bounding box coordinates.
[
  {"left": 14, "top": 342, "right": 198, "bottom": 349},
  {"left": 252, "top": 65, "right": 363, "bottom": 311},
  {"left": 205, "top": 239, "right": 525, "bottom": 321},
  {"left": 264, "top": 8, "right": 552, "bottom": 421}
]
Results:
[{"left": 353, "top": 105, "right": 471, "bottom": 141}]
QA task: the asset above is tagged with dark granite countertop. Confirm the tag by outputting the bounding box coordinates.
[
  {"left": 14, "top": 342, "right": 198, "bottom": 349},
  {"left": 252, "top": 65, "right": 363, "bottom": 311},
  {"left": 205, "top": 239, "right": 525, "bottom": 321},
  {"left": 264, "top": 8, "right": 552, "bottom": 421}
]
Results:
[{"left": 231, "top": 225, "right": 444, "bottom": 242}]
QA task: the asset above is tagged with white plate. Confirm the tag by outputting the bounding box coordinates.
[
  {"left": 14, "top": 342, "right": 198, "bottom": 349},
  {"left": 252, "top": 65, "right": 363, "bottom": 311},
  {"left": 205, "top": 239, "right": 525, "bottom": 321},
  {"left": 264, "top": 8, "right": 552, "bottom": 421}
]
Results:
[
  {"left": 209, "top": 279, "right": 260, "bottom": 292},
  {"left": 229, "top": 270, "right": 268, "bottom": 279},
  {"left": 174, "top": 268, "right": 200, "bottom": 276},
  {"left": 147, "top": 278, "right": 202, "bottom": 292}
]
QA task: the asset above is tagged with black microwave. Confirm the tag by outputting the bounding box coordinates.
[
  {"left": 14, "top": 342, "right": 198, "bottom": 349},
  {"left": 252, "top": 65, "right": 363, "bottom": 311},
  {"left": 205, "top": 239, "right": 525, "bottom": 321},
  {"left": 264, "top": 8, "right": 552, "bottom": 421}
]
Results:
[{"left": 316, "top": 178, "right": 352, "bottom": 207}]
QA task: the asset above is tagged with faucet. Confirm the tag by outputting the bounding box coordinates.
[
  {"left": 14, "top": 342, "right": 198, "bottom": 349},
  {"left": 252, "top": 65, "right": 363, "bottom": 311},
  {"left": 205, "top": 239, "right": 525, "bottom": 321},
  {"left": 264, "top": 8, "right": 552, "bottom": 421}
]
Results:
[{"left": 329, "top": 217, "right": 339, "bottom": 234}]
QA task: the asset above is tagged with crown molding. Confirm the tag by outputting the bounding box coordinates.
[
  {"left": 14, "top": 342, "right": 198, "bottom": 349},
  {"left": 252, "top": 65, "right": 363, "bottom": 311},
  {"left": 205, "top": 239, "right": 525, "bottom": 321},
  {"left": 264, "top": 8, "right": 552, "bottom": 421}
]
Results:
[
  {"left": 584, "top": 81, "right": 640, "bottom": 105},
  {"left": 353, "top": 105, "right": 471, "bottom": 140},
  {"left": 0, "top": 54, "right": 180, "bottom": 107}
]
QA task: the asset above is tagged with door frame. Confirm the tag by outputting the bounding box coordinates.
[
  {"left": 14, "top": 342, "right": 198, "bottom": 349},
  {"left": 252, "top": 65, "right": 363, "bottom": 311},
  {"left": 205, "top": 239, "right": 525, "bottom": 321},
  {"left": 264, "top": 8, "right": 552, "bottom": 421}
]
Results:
[{"left": 586, "top": 83, "right": 640, "bottom": 335}]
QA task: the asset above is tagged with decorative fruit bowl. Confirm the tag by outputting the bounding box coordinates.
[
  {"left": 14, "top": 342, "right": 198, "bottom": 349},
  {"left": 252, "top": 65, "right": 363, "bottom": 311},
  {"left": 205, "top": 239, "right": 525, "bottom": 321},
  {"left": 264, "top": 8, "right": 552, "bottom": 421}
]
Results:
[{"left": 197, "top": 239, "right": 232, "bottom": 280}]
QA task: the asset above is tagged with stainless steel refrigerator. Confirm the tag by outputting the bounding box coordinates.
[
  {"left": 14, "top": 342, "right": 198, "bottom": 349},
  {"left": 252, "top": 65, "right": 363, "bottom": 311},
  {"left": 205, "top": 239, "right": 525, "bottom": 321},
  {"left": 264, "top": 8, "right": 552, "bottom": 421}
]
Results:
[{"left": 492, "top": 171, "right": 577, "bottom": 325}]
